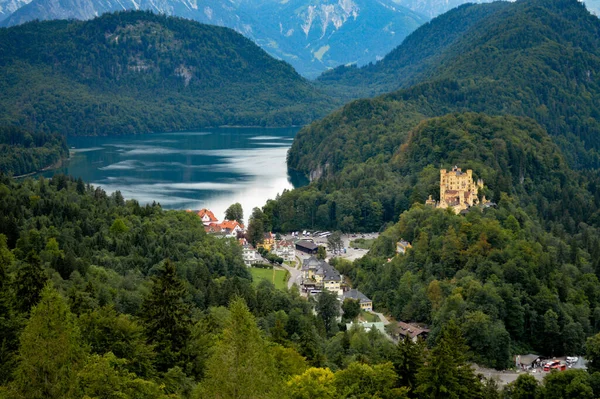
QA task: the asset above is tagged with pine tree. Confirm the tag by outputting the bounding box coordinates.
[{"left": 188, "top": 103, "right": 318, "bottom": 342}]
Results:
[
  {"left": 0, "top": 234, "right": 20, "bottom": 383},
  {"left": 13, "top": 251, "right": 47, "bottom": 314},
  {"left": 392, "top": 336, "right": 424, "bottom": 396},
  {"left": 415, "top": 320, "right": 483, "bottom": 399},
  {"left": 196, "top": 297, "right": 282, "bottom": 399},
  {"left": 12, "top": 285, "right": 87, "bottom": 399},
  {"left": 140, "top": 260, "right": 191, "bottom": 373}
]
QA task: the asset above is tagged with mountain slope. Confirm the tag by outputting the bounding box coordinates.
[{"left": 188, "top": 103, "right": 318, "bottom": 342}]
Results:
[
  {"left": 258, "top": 0, "right": 600, "bottom": 235},
  {"left": 311, "top": 0, "right": 600, "bottom": 169},
  {"left": 246, "top": 0, "right": 428, "bottom": 78},
  {"left": 0, "top": 0, "right": 428, "bottom": 78},
  {"left": 0, "top": 11, "right": 332, "bottom": 135}
]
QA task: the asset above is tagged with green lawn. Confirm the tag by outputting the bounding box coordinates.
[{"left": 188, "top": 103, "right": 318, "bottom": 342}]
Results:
[
  {"left": 249, "top": 267, "right": 288, "bottom": 290},
  {"left": 360, "top": 310, "right": 379, "bottom": 323}
]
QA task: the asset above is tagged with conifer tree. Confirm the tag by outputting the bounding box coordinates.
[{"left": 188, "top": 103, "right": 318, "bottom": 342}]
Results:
[
  {"left": 13, "top": 251, "right": 46, "bottom": 314},
  {"left": 0, "top": 234, "right": 19, "bottom": 383},
  {"left": 196, "top": 297, "right": 282, "bottom": 399},
  {"left": 392, "top": 336, "right": 424, "bottom": 396},
  {"left": 140, "top": 260, "right": 191, "bottom": 373},
  {"left": 12, "top": 285, "right": 87, "bottom": 399},
  {"left": 415, "top": 320, "right": 483, "bottom": 399}
]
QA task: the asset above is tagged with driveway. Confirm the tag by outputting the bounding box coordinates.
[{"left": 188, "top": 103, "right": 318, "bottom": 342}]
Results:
[{"left": 281, "top": 261, "right": 302, "bottom": 289}]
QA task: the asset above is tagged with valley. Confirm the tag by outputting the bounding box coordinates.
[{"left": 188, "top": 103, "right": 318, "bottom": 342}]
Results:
[{"left": 2, "top": 0, "right": 600, "bottom": 398}]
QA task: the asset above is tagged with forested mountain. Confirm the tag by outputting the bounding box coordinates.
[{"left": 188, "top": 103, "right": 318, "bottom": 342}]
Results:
[
  {"left": 0, "top": 126, "right": 68, "bottom": 176},
  {"left": 307, "top": 0, "right": 600, "bottom": 173},
  {"left": 0, "top": 11, "right": 332, "bottom": 135},
  {"left": 336, "top": 113, "right": 600, "bottom": 369},
  {"left": 275, "top": 1, "right": 600, "bottom": 235},
  {"left": 0, "top": 0, "right": 428, "bottom": 78}
]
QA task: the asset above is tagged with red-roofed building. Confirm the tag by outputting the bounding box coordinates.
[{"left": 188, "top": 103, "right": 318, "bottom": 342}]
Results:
[
  {"left": 219, "top": 220, "right": 245, "bottom": 237},
  {"left": 198, "top": 209, "right": 219, "bottom": 226}
]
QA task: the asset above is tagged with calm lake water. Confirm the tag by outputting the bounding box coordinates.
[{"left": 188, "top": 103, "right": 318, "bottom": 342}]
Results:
[{"left": 45, "top": 127, "right": 302, "bottom": 220}]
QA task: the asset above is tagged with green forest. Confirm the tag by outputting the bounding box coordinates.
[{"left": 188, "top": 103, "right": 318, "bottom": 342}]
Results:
[
  {"left": 269, "top": 0, "right": 600, "bottom": 235},
  {"left": 0, "top": 126, "right": 68, "bottom": 176},
  {"left": 0, "top": 11, "right": 334, "bottom": 135},
  {"left": 2, "top": 174, "right": 600, "bottom": 398},
  {"left": 314, "top": 0, "right": 600, "bottom": 169}
]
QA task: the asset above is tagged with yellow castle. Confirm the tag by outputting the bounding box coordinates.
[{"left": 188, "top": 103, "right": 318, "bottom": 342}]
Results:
[{"left": 426, "top": 166, "right": 484, "bottom": 213}]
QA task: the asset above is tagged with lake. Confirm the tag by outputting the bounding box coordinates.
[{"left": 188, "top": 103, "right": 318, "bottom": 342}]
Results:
[{"left": 45, "top": 127, "right": 303, "bottom": 221}]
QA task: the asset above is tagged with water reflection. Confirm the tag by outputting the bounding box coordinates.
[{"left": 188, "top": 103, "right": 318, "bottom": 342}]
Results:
[{"left": 45, "top": 127, "right": 303, "bottom": 221}]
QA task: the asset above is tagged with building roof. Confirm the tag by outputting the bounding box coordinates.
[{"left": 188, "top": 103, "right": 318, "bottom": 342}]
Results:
[
  {"left": 219, "top": 220, "right": 244, "bottom": 231},
  {"left": 302, "top": 256, "right": 341, "bottom": 282},
  {"left": 276, "top": 240, "right": 294, "bottom": 248},
  {"left": 302, "top": 256, "right": 322, "bottom": 271},
  {"left": 204, "top": 223, "right": 222, "bottom": 233},
  {"left": 296, "top": 240, "right": 318, "bottom": 251},
  {"left": 198, "top": 208, "right": 218, "bottom": 222},
  {"left": 517, "top": 354, "right": 541, "bottom": 366},
  {"left": 397, "top": 240, "right": 411, "bottom": 248},
  {"left": 320, "top": 262, "right": 341, "bottom": 282},
  {"left": 264, "top": 232, "right": 274, "bottom": 240},
  {"left": 343, "top": 289, "right": 372, "bottom": 304},
  {"left": 392, "top": 321, "right": 429, "bottom": 339}
]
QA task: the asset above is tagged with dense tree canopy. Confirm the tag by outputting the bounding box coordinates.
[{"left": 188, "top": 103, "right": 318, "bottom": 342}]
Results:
[
  {"left": 0, "top": 11, "right": 334, "bottom": 136},
  {"left": 0, "top": 126, "right": 68, "bottom": 176}
]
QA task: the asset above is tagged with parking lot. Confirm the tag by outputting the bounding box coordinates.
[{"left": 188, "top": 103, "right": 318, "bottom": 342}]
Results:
[{"left": 281, "top": 232, "right": 379, "bottom": 262}]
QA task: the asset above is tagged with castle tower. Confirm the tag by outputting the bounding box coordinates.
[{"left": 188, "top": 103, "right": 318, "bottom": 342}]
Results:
[{"left": 436, "top": 166, "right": 482, "bottom": 212}]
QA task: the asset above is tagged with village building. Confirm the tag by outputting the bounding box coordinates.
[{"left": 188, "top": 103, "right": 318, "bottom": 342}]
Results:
[
  {"left": 257, "top": 232, "right": 275, "bottom": 251},
  {"left": 197, "top": 208, "right": 219, "bottom": 226},
  {"left": 295, "top": 240, "right": 318, "bottom": 255},
  {"left": 396, "top": 239, "right": 412, "bottom": 255},
  {"left": 388, "top": 321, "right": 430, "bottom": 342},
  {"left": 426, "top": 166, "right": 486, "bottom": 213},
  {"left": 218, "top": 220, "right": 244, "bottom": 237},
  {"left": 272, "top": 240, "right": 295, "bottom": 262},
  {"left": 301, "top": 256, "right": 343, "bottom": 295},
  {"left": 342, "top": 289, "right": 373, "bottom": 311}
]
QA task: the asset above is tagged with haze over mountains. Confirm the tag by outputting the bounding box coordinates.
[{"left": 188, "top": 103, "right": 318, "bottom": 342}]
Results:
[{"left": 0, "top": 0, "right": 427, "bottom": 77}]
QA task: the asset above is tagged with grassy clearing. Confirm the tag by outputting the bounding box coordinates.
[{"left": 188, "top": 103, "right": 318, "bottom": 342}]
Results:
[
  {"left": 349, "top": 238, "right": 376, "bottom": 250},
  {"left": 360, "top": 310, "right": 379, "bottom": 323},
  {"left": 249, "top": 267, "right": 288, "bottom": 290}
]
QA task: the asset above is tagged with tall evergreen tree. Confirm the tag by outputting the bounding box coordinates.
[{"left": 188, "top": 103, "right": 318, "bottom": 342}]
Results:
[
  {"left": 196, "top": 297, "right": 282, "bottom": 399},
  {"left": 392, "top": 336, "right": 424, "bottom": 396},
  {"left": 13, "top": 251, "right": 46, "bottom": 314},
  {"left": 316, "top": 290, "right": 340, "bottom": 336},
  {"left": 415, "top": 319, "right": 483, "bottom": 399},
  {"left": 0, "top": 234, "right": 19, "bottom": 383},
  {"left": 140, "top": 260, "right": 191, "bottom": 373},
  {"left": 12, "top": 285, "right": 87, "bottom": 399}
]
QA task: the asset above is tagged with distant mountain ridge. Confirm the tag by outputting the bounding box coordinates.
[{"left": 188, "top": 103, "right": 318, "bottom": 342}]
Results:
[
  {"left": 0, "top": 0, "right": 428, "bottom": 78},
  {"left": 0, "top": 11, "right": 333, "bottom": 135}
]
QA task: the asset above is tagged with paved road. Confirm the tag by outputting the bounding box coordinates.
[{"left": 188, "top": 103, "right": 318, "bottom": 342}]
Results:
[
  {"left": 281, "top": 261, "right": 302, "bottom": 289},
  {"left": 371, "top": 311, "right": 391, "bottom": 325}
]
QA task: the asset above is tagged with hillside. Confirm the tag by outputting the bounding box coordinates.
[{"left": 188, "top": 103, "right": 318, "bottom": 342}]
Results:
[
  {"left": 0, "top": 11, "right": 332, "bottom": 135},
  {"left": 330, "top": 113, "right": 600, "bottom": 368},
  {"left": 0, "top": 126, "right": 68, "bottom": 176},
  {"left": 310, "top": 0, "right": 600, "bottom": 170},
  {"left": 0, "top": 0, "right": 428, "bottom": 78}
]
